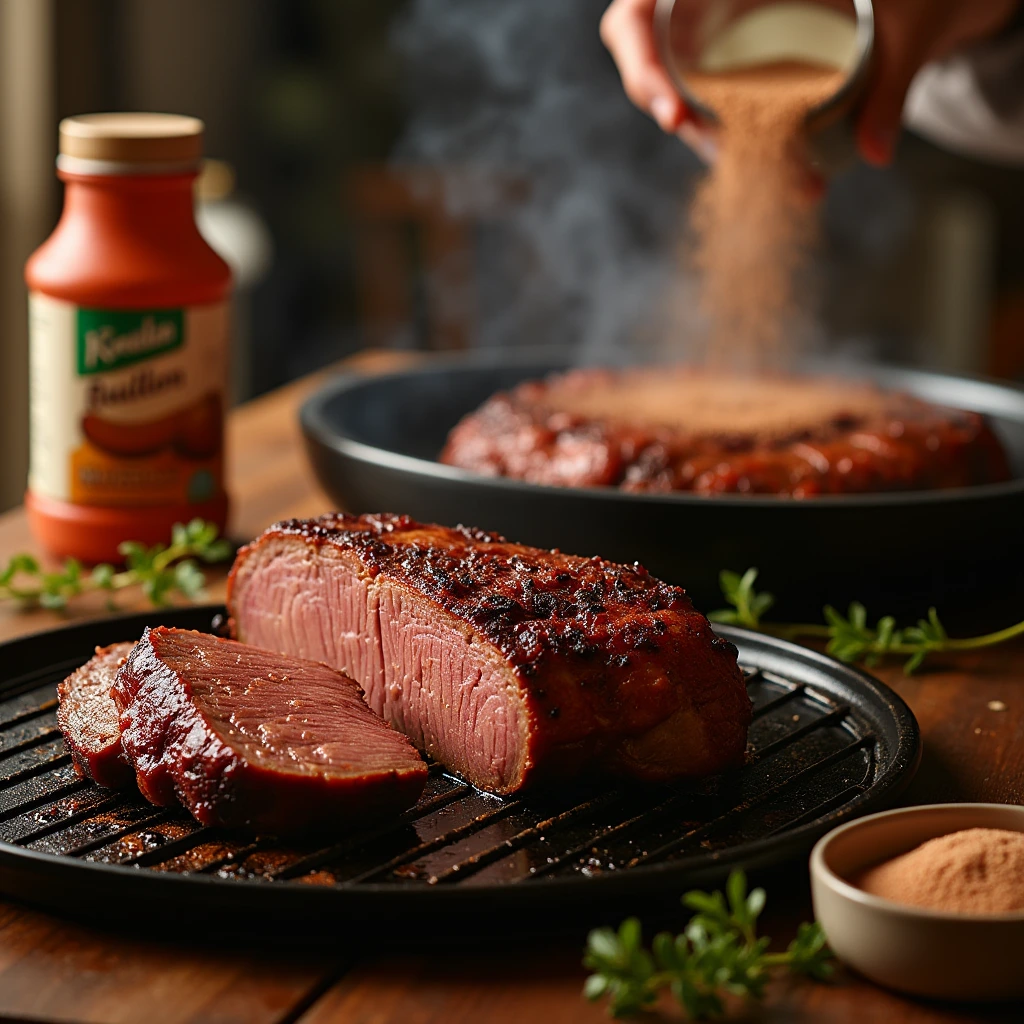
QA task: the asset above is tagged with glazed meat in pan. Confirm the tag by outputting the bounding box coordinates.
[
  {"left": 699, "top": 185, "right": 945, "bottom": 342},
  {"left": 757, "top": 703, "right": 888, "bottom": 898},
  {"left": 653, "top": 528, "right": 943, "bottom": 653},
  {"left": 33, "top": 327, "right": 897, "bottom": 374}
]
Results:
[
  {"left": 440, "top": 369, "right": 1010, "bottom": 496},
  {"left": 227, "top": 513, "right": 750, "bottom": 795}
]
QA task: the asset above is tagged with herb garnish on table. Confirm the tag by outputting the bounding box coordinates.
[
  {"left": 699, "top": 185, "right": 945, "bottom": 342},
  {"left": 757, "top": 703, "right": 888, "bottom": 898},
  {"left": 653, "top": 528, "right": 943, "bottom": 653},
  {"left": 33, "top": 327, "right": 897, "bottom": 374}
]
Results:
[
  {"left": 710, "top": 568, "right": 1024, "bottom": 673},
  {"left": 0, "top": 518, "right": 232, "bottom": 610},
  {"left": 583, "top": 869, "right": 833, "bottom": 1019}
]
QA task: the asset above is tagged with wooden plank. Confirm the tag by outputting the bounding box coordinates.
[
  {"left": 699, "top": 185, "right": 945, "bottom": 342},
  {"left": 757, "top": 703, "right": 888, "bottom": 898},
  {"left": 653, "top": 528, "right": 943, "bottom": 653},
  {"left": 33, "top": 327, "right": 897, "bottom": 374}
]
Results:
[
  {"left": 760, "top": 980, "right": 1024, "bottom": 1022},
  {"left": 299, "top": 949, "right": 1022, "bottom": 1024},
  {"left": 0, "top": 903, "right": 335, "bottom": 1024},
  {"left": 876, "top": 645, "right": 1024, "bottom": 808},
  {"left": 297, "top": 950, "right": 607, "bottom": 1024}
]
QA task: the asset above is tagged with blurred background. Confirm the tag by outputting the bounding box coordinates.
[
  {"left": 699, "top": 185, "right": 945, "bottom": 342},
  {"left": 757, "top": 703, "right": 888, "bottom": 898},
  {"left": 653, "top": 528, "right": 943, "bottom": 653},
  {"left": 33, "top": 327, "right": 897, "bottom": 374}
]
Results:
[{"left": 1, "top": 0, "right": 1023, "bottom": 512}]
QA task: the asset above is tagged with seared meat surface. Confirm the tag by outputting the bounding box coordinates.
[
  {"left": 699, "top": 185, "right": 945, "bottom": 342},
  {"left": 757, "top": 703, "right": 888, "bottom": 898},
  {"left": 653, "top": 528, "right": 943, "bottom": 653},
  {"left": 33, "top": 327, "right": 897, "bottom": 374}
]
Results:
[
  {"left": 57, "top": 642, "right": 136, "bottom": 788},
  {"left": 440, "top": 369, "right": 1010, "bottom": 496},
  {"left": 112, "top": 627, "right": 427, "bottom": 831},
  {"left": 228, "top": 513, "right": 750, "bottom": 794}
]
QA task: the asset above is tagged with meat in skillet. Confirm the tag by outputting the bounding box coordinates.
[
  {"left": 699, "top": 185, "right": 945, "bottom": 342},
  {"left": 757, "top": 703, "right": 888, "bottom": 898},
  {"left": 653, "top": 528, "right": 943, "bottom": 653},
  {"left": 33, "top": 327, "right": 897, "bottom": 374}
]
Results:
[{"left": 440, "top": 369, "right": 1010, "bottom": 496}]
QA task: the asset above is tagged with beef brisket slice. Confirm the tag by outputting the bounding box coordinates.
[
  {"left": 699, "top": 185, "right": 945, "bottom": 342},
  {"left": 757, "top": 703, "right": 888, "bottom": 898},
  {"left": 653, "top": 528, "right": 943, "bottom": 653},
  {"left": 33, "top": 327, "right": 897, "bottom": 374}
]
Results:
[
  {"left": 111, "top": 627, "right": 427, "bottom": 831},
  {"left": 57, "top": 642, "right": 136, "bottom": 788},
  {"left": 227, "top": 513, "right": 750, "bottom": 794}
]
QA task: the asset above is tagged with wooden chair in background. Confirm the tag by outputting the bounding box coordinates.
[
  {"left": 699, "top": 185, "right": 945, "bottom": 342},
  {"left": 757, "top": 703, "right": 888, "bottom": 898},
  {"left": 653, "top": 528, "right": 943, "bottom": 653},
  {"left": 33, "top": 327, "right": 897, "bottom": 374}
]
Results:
[{"left": 345, "top": 166, "right": 527, "bottom": 352}]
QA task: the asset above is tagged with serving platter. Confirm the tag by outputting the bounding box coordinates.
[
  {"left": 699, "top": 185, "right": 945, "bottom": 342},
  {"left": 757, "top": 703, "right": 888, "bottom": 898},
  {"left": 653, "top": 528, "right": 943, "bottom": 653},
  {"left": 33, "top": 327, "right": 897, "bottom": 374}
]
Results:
[
  {"left": 0, "top": 606, "right": 918, "bottom": 938},
  {"left": 300, "top": 349, "right": 1024, "bottom": 616}
]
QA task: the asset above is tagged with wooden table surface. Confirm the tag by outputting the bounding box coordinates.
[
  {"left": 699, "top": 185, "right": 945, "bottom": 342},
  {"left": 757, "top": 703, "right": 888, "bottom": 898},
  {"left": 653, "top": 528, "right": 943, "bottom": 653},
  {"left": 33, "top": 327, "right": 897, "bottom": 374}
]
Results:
[{"left": 0, "top": 352, "right": 1022, "bottom": 1024}]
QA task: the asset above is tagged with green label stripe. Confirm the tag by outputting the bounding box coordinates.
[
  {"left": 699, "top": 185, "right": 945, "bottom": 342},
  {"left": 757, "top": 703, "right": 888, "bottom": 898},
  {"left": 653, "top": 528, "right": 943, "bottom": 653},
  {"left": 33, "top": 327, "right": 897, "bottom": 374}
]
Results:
[{"left": 76, "top": 308, "right": 184, "bottom": 376}]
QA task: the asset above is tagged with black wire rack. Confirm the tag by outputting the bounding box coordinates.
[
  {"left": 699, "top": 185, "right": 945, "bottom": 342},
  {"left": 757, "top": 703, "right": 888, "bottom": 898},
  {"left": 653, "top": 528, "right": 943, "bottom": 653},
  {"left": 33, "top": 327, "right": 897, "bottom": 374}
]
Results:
[{"left": 0, "top": 607, "right": 919, "bottom": 935}]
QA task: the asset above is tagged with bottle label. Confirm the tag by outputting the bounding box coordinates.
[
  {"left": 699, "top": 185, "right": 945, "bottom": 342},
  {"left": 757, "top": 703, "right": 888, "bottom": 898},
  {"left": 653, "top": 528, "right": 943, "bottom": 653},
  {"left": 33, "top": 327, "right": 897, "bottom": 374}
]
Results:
[{"left": 28, "top": 294, "right": 229, "bottom": 507}]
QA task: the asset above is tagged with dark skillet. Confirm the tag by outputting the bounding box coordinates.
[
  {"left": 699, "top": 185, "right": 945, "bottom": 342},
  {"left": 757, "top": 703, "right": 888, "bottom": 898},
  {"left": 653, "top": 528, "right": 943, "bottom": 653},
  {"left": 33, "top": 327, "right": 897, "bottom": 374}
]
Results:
[{"left": 300, "top": 349, "right": 1024, "bottom": 618}]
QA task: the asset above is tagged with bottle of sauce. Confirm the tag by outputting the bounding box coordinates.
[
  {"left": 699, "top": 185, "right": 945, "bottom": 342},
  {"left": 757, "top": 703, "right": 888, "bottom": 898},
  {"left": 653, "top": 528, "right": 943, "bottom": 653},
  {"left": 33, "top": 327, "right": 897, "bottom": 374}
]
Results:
[{"left": 25, "top": 113, "right": 231, "bottom": 563}]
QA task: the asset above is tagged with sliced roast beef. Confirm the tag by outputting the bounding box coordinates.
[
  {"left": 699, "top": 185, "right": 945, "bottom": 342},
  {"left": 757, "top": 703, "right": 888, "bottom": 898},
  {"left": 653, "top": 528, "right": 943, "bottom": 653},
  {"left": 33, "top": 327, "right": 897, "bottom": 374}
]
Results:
[
  {"left": 111, "top": 627, "right": 427, "bottom": 831},
  {"left": 227, "top": 513, "right": 750, "bottom": 795},
  {"left": 57, "top": 642, "right": 136, "bottom": 788}
]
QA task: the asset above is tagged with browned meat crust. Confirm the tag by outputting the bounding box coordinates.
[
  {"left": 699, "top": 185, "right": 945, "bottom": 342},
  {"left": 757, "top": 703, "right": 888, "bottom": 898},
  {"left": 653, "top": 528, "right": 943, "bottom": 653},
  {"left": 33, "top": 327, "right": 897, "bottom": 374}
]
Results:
[
  {"left": 112, "top": 627, "right": 427, "bottom": 832},
  {"left": 227, "top": 513, "right": 750, "bottom": 794},
  {"left": 440, "top": 369, "right": 1011, "bottom": 496},
  {"left": 57, "top": 642, "right": 136, "bottom": 788}
]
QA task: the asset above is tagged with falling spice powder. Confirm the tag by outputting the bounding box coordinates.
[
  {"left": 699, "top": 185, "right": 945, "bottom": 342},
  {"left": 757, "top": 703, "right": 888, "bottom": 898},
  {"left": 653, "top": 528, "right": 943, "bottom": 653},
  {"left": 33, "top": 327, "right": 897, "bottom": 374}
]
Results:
[
  {"left": 854, "top": 828, "right": 1024, "bottom": 915},
  {"left": 683, "top": 61, "right": 843, "bottom": 366}
]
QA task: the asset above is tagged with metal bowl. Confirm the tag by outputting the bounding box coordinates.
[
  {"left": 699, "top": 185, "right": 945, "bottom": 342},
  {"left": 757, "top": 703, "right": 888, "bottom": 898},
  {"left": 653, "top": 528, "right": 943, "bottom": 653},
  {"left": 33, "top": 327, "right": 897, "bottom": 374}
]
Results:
[
  {"left": 652, "top": 0, "right": 875, "bottom": 172},
  {"left": 300, "top": 350, "right": 1024, "bottom": 617}
]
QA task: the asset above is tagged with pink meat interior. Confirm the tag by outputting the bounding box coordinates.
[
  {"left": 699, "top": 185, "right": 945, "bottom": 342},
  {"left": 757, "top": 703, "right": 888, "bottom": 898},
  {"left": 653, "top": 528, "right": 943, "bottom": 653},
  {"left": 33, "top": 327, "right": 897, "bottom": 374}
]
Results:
[
  {"left": 154, "top": 630, "right": 423, "bottom": 780},
  {"left": 232, "top": 539, "right": 528, "bottom": 791}
]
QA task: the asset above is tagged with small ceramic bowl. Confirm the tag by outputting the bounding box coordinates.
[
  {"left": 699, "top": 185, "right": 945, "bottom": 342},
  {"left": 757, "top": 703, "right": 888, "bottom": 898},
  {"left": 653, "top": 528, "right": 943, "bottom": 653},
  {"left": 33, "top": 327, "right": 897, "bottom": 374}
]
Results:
[{"left": 810, "top": 803, "right": 1024, "bottom": 1001}]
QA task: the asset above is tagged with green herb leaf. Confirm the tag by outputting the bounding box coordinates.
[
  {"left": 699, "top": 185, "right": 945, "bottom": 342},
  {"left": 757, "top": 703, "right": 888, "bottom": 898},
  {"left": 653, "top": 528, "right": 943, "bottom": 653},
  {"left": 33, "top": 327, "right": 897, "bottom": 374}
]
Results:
[
  {"left": 90, "top": 564, "right": 115, "bottom": 589},
  {"left": 787, "top": 922, "right": 835, "bottom": 981},
  {"left": 709, "top": 568, "right": 775, "bottom": 630},
  {"left": 200, "top": 538, "right": 234, "bottom": 563},
  {"left": 1, "top": 520, "right": 232, "bottom": 612},
  {"left": 903, "top": 649, "right": 927, "bottom": 674},
  {"left": 11, "top": 554, "right": 40, "bottom": 575},
  {"left": 583, "top": 870, "right": 834, "bottom": 1019},
  {"left": 142, "top": 572, "right": 175, "bottom": 606},
  {"left": 745, "top": 886, "right": 766, "bottom": 922},
  {"left": 711, "top": 569, "right": 1024, "bottom": 674},
  {"left": 117, "top": 541, "right": 150, "bottom": 570},
  {"left": 173, "top": 560, "right": 206, "bottom": 599}
]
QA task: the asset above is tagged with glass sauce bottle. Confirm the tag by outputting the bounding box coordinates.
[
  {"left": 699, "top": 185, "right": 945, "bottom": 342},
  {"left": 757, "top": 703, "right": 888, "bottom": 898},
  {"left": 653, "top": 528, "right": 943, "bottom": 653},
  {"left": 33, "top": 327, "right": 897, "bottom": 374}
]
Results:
[{"left": 25, "top": 113, "right": 232, "bottom": 563}]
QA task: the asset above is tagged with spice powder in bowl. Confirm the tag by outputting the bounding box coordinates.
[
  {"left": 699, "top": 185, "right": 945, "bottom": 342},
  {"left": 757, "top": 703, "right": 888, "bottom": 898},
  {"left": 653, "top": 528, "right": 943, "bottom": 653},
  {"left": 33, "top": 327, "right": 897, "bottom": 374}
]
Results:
[{"left": 853, "top": 828, "right": 1024, "bottom": 915}]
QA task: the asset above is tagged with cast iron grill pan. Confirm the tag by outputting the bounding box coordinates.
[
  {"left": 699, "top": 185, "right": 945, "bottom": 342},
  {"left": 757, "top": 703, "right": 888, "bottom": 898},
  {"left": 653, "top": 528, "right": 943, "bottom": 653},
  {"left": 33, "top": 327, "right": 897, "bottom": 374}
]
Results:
[
  {"left": 0, "top": 607, "right": 919, "bottom": 936},
  {"left": 300, "top": 350, "right": 1024, "bottom": 617}
]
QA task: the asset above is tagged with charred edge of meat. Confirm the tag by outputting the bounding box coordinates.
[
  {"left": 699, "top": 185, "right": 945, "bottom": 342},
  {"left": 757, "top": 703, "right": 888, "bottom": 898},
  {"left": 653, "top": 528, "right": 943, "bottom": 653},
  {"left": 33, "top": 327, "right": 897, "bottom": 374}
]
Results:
[
  {"left": 252, "top": 513, "right": 700, "bottom": 678},
  {"left": 56, "top": 641, "right": 137, "bottom": 789},
  {"left": 111, "top": 626, "right": 428, "bottom": 832}
]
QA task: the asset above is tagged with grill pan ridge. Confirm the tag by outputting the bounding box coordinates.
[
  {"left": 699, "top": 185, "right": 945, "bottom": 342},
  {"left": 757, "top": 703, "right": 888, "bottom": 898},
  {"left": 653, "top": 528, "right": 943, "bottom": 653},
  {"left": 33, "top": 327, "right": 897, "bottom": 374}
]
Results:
[{"left": 0, "top": 606, "right": 919, "bottom": 934}]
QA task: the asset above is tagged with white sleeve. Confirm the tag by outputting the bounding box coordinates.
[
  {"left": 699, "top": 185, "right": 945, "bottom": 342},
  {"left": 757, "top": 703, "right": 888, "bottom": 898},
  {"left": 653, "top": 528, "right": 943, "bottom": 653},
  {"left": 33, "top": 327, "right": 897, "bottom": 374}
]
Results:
[{"left": 903, "top": 25, "right": 1024, "bottom": 166}]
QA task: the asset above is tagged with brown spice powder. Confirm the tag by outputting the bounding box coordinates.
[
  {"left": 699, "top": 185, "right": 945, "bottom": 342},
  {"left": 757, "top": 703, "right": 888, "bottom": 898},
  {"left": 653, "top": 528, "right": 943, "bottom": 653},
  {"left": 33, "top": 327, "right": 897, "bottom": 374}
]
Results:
[
  {"left": 683, "top": 62, "right": 843, "bottom": 366},
  {"left": 854, "top": 828, "right": 1024, "bottom": 915},
  {"left": 542, "top": 369, "right": 888, "bottom": 441}
]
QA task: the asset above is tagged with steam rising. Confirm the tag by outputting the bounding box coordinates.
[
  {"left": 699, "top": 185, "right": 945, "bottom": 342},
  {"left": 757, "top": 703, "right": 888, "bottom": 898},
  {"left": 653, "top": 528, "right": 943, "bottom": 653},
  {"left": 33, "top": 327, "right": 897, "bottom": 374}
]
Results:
[{"left": 392, "top": 0, "right": 706, "bottom": 360}]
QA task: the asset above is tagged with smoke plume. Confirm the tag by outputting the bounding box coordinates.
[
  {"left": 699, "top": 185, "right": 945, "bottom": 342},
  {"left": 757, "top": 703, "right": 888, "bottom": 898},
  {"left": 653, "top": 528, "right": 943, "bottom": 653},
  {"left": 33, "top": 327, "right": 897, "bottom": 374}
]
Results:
[{"left": 391, "top": 0, "right": 706, "bottom": 361}]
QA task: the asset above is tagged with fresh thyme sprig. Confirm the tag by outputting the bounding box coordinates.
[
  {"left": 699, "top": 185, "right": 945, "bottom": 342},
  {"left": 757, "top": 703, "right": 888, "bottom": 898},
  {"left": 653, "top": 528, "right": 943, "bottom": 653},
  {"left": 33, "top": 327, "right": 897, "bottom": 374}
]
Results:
[
  {"left": 710, "top": 568, "right": 1024, "bottom": 674},
  {"left": 583, "top": 869, "right": 833, "bottom": 1019},
  {"left": 0, "top": 518, "right": 233, "bottom": 611}
]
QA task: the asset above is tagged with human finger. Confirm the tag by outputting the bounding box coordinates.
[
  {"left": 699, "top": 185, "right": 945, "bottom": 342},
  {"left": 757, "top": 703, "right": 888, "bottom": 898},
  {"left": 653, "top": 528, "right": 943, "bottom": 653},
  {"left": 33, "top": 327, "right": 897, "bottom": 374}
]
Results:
[
  {"left": 601, "top": 0, "right": 687, "bottom": 131},
  {"left": 854, "top": 29, "right": 922, "bottom": 167}
]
